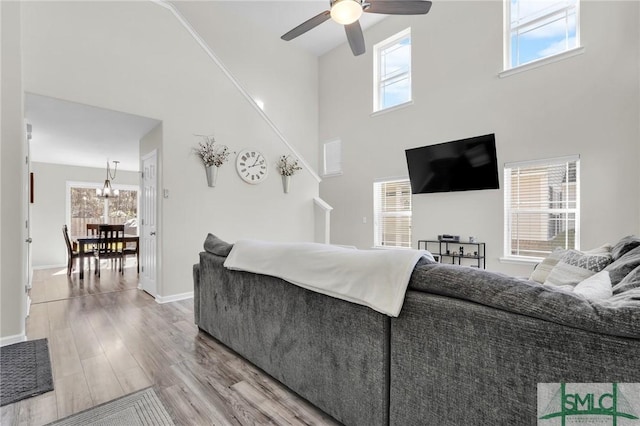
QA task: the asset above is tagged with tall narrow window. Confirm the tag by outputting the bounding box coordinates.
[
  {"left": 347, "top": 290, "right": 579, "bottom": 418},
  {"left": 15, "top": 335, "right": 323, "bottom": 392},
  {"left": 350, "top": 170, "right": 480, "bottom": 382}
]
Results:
[
  {"left": 373, "top": 178, "right": 412, "bottom": 248},
  {"left": 504, "top": 156, "right": 580, "bottom": 260},
  {"left": 373, "top": 28, "right": 411, "bottom": 112},
  {"left": 506, "top": 0, "right": 579, "bottom": 69}
]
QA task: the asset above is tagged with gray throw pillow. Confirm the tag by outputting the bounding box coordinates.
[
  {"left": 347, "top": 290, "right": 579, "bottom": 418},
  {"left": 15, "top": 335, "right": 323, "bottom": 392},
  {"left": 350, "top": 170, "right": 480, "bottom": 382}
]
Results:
[
  {"left": 203, "top": 233, "right": 233, "bottom": 257},
  {"left": 612, "top": 264, "right": 640, "bottom": 295},
  {"left": 605, "top": 245, "right": 640, "bottom": 286},
  {"left": 529, "top": 244, "right": 612, "bottom": 284},
  {"left": 611, "top": 235, "right": 640, "bottom": 260},
  {"left": 544, "top": 249, "right": 612, "bottom": 288}
]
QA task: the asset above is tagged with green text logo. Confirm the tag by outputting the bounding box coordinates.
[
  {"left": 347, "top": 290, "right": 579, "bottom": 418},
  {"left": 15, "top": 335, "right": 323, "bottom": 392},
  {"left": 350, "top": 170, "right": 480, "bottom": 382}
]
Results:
[{"left": 538, "top": 383, "right": 639, "bottom": 425}]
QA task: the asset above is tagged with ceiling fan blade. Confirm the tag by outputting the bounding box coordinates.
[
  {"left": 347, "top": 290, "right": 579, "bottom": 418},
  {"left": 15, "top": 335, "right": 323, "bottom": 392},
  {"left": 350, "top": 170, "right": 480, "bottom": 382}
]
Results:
[
  {"left": 365, "top": 0, "right": 432, "bottom": 15},
  {"left": 281, "top": 10, "right": 332, "bottom": 41},
  {"left": 345, "top": 21, "right": 365, "bottom": 56}
]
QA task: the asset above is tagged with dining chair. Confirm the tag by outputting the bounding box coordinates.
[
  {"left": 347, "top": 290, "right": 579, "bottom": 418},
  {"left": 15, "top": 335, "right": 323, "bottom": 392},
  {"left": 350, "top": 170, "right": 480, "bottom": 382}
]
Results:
[
  {"left": 94, "top": 224, "right": 125, "bottom": 277},
  {"left": 63, "top": 225, "right": 95, "bottom": 276},
  {"left": 86, "top": 223, "right": 103, "bottom": 236},
  {"left": 123, "top": 239, "right": 139, "bottom": 273}
]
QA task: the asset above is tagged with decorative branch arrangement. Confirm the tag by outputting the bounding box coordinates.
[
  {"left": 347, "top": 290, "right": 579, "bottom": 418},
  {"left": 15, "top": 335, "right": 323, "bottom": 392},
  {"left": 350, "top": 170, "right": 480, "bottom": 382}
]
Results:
[
  {"left": 195, "top": 135, "right": 232, "bottom": 167},
  {"left": 276, "top": 155, "right": 303, "bottom": 177},
  {"left": 194, "top": 134, "right": 232, "bottom": 187}
]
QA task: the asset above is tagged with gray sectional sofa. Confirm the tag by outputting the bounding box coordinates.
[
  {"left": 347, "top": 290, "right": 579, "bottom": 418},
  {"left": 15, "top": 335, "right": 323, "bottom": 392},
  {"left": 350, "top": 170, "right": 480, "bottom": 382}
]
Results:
[{"left": 193, "top": 235, "right": 640, "bottom": 425}]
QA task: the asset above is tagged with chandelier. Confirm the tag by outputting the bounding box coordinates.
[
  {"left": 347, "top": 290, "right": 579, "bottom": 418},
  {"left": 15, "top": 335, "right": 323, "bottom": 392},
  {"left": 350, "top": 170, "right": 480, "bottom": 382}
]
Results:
[{"left": 96, "top": 160, "right": 119, "bottom": 198}]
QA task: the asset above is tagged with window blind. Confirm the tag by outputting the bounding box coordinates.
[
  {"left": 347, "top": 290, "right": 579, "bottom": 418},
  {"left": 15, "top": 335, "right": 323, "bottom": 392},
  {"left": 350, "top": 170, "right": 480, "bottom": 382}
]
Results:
[
  {"left": 504, "top": 156, "right": 580, "bottom": 258},
  {"left": 373, "top": 179, "right": 412, "bottom": 248}
]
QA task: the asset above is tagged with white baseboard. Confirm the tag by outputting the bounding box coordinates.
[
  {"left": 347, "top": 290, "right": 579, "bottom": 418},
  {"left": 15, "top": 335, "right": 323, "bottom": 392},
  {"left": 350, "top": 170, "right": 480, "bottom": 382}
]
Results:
[
  {"left": 0, "top": 333, "right": 26, "bottom": 347},
  {"left": 155, "top": 291, "right": 193, "bottom": 304},
  {"left": 32, "top": 264, "right": 66, "bottom": 270}
]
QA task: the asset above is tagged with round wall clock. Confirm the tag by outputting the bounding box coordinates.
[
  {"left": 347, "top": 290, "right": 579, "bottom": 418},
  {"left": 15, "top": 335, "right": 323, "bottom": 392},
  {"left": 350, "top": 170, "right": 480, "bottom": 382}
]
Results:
[{"left": 236, "top": 149, "right": 268, "bottom": 184}]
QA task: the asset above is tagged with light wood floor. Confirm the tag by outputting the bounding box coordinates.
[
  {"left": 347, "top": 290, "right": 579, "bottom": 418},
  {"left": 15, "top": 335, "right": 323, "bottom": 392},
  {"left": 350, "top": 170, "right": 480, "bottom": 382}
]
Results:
[{"left": 1, "top": 266, "right": 340, "bottom": 426}]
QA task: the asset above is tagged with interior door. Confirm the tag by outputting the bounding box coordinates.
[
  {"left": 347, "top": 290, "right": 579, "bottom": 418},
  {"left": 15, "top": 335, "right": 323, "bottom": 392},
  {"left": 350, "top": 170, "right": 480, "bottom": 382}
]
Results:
[
  {"left": 23, "top": 122, "right": 33, "bottom": 316},
  {"left": 140, "top": 150, "right": 157, "bottom": 297}
]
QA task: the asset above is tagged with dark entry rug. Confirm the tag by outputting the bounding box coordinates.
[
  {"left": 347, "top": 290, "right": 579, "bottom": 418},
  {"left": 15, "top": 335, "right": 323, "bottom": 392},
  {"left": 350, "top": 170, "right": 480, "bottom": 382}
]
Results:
[
  {"left": 46, "top": 387, "right": 175, "bottom": 425},
  {"left": 0, "top": 338, "right": 54, "bottom": 406}
]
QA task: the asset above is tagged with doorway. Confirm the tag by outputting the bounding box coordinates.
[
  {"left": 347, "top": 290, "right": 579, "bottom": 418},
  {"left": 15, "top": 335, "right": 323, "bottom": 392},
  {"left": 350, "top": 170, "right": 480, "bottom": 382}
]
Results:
[{"left": 24, "top": 93, "right": 160, "bottom": 294}]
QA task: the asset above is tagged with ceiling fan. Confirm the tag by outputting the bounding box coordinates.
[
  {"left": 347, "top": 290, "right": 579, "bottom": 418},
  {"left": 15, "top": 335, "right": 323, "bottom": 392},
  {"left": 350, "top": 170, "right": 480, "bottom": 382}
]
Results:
[{"left": 281, "top": 0, "right": 433, "bottom": 56}]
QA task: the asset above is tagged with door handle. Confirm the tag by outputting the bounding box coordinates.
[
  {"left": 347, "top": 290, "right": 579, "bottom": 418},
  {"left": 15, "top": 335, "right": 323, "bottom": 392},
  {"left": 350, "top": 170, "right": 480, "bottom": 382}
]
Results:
[
  {"left": 25, "top": 238, "right": 33, "bottom": 243},
  {"left": 150, "top": 232, "right": 156, "bottom": 236}
]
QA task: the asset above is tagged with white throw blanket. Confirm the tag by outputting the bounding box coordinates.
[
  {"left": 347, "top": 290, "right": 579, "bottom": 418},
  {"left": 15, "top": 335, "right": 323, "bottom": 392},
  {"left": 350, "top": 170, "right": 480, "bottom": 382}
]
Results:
[{"left": 223, "top": 239, "right": 434, "bottom": 317}]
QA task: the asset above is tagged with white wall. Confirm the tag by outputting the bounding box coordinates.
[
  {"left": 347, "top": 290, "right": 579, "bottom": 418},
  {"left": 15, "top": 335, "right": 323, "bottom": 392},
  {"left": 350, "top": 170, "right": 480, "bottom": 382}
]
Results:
[
  {"left": 319, "top": 1, "right": 640, "bottom": 276},
  {"left": 1, "top": 1, "right": 27, "bottom": 343},
  {"left": 30, "top": 162, "right": 140, "bottom": 268},
  {"left": 21, "top": 1, "right": 320, "bottom": 298},
  {"left": 171, "top": 1, "right": 320, "bottom": 172}
]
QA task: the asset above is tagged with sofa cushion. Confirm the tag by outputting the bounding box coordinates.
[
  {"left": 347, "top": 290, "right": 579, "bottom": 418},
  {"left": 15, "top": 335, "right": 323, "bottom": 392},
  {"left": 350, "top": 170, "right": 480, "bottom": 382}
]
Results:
[
  {"left": 543, "top": 249, "right": 612, "bottom": 287},
  {"left": 605, "top": 245, "right": 640, "bottom": 286},
  {"left": 611, "top": 235, "right": 640, "bottom": 260},
  {"left": 203, "top": 233, "right": 233, "bottom": 257}
]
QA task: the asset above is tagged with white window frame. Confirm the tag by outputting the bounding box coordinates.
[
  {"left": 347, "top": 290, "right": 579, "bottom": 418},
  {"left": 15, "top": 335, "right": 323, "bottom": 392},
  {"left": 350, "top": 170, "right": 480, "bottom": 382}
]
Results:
[
  {"left": 502, "top": 155, "right": 580, "bottom": 263},
  {"left": 373, "top": 177, "right": 412, "bottom": 249},
  {"left": 503, "top": 0, "right": 581, "bottom": 73},
  {"left": 322, "top": 139, "right": 343, "bottom": 177},
  {"left": 66, "top": 181, "right": 139, "bottom": 236},
  {"left": 373, "top": 28, "right": 412, "bottom": 114}
]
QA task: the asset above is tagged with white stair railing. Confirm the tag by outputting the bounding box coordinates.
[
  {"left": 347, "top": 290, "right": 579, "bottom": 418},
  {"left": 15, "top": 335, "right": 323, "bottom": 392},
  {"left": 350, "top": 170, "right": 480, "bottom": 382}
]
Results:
[{"left": 313, "top": 197, "right": 333, "bottom": 244}]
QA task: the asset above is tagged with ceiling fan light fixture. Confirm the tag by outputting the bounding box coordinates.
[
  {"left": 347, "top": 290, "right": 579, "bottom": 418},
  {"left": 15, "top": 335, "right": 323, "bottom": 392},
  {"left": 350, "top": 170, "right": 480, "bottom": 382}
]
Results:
[{"left": 330, "top": 0, "right": 363, "bottom": 25}]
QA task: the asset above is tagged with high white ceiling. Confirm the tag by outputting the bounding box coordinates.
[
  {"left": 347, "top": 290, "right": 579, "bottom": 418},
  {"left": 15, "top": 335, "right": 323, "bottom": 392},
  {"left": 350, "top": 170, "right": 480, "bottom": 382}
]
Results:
[
  {"left": 25, "top": 2, "right": 387, "bottom": 172},
  {"left": 216, "top": 1, "right": 387, "bottom": 57}
]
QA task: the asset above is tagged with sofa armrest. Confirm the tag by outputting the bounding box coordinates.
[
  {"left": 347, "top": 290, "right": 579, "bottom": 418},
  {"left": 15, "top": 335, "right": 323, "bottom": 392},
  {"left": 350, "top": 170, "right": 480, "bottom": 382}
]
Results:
[
  {"left": 195, "top": 249, "right": 390, "bottom": 426},
  {"left": 408, "top": 263, "right": 640, "bottom": 339},
  {"left": 390, "top": 290, "right": 640, "bottom": 425}
]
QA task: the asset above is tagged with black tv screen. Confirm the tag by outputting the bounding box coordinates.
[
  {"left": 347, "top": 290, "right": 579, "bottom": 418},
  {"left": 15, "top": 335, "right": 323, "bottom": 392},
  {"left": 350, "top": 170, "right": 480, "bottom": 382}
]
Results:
[{"left": 405, "top": 134, "right": 499, "bottom": 194}]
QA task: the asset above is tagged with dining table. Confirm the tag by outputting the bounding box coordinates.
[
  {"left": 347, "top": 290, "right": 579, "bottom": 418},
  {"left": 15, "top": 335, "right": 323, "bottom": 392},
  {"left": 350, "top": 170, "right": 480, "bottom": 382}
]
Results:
[{"left": 75, "top": 235, "right": 139, "bottom": 279}]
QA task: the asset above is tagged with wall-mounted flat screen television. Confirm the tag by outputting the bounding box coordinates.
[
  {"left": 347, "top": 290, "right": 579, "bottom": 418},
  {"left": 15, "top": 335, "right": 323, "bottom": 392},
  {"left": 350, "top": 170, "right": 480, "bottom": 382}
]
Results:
[{"left": 405, "top": 134, "right": 499, "bottom": 194}]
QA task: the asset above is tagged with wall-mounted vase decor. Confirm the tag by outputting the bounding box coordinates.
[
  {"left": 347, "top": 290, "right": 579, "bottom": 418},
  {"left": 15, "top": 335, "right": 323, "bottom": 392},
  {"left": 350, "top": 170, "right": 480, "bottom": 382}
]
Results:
[
  {"left": 194, "top": 134, "right": 232, "bottom": 188},
  {"left": 281, "top": 175, "right": 291, "bottom": 193},
  {"left": 277, "top": 155, "right": 302, "bottom": 194},
  {"left": 206, "top": 165, "right": 219, "bottom": 187}
]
